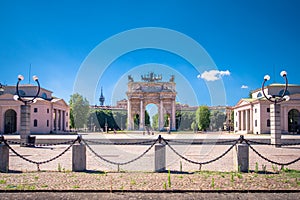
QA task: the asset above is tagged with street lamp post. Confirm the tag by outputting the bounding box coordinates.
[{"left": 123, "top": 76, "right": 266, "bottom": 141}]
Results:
[
  {"left": 14, "top": 75, "right": 40, "bottom": 146},
  {"left": 261, "top": 71, "right": 290, "bottom": 147},
  {"left": 105, "top": 118, "right": 108, "bottom": 133}
]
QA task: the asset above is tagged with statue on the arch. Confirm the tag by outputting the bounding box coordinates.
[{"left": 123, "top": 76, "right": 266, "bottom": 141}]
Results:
[
  {"left": 128, "top": 75, "right": 134, "bottom": 82},
  {"left": 170, "top": 75, "right": 175, "bottom": 82}
]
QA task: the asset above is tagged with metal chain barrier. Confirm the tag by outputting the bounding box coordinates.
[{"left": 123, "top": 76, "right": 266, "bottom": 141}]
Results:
[
  {"left": 4, "top": 137, "right": 79, "bottom": 171},
  {"left": 162, "top": 138, "right": 239, "bottom": 165},
  {"left": 6, "top": 139, "right": 77, "bottom": 147},
  {"left": 246, "top": 139, "right": 300, "bottom": 146},
  {"left": 165, "top": 139, "right": 238, "bottom": 145},
  {"left": 244, "top": 140, "right": 300, "bottom": 166},
  {"left": 82, "top": 138, "right": 158, "bottom": 166},
  {"left": 83, "top": 138, "right": 157, "bottom": 145}
]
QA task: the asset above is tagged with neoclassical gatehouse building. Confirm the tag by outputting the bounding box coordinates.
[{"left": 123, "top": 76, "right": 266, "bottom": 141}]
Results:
[
  {"left": 0, "top": 84, "right": 70, "bottom": 134},
  {"left": 234, "top": 84, "right": 300, "bottom": 134}
]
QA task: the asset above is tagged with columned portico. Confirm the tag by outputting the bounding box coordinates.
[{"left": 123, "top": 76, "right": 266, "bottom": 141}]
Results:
[{"left": 236, "top": 108, "right": 252, "bottom": 134}]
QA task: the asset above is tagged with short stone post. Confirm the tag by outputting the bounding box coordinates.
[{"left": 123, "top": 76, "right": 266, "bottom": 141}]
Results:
[
  {"left": 0, "top": 137, "right": 9, "bottom": 173},
  {"left": 233, "top": 142, "right": 249, "bottom": 172},
  {"left": 72, "top": 137, "right": 86, "bottom": 172},
  {"left": 155, "top": 135, "right": 166, "bottom": 172}
]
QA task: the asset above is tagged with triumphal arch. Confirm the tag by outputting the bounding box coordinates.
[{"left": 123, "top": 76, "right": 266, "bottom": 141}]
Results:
[{"left": 126, "top": 72, "right": 177, "bottom": 131}]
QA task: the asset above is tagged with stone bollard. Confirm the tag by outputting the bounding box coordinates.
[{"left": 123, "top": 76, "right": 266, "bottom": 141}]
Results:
[
  {"left": 0, "top": 142, "right": 9, "bottom": 173},
  {"left": 154, "top": 143, "right": 166, "bottom": 172},
  {"left": 72, "top": 143, "right": 86, "bottom": 172},
  {"left": 233, "top": 143, "right": 249, "bottom": 172}
]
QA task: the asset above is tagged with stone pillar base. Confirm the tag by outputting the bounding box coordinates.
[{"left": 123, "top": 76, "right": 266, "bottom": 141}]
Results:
[
  {"left": 0, "top": 144, "right": 9, "bottom": 173},
  {"left": 72, "top": 143, "right": 86, "bottom": 172},
  {"left": 154, "top": 143, "right": 166, "bottom": 172},
  {"left": 233, "top": 143, "right": 249, "bottom": 172}
]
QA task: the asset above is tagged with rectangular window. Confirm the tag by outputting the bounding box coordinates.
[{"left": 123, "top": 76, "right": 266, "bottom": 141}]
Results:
[
  {"left": 34, "top": 119, "right": 38, "bottom": 127},
  {"left": 47, "top": 109, "right": 49, "bottom": 114},
  {"left": 34, "top": 108, "right": 38, "bottom": 113},
  {"left": 255, "top": 120, "right": 257, "bottom": 127},
  {"left": 255, "top": 108, "right": 257, "bottom": 113},
  {"left": 267, "top": 108, "right": 270, "bottom": 112},
  {"left": 47, "top": 120, "right": 49, "bottom": 127},
  {"left": 267, "top": 119, "right": 270, "bottom": 127}
]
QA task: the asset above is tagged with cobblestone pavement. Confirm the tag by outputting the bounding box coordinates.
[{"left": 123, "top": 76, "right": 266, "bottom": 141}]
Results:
[{"left": 0, "top": 192, "right": 300, "bottom": 200}]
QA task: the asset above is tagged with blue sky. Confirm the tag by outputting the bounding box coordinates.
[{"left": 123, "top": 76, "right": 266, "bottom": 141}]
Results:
[{"left": 0, "top": 0, "right": 299, "bottom": 107}]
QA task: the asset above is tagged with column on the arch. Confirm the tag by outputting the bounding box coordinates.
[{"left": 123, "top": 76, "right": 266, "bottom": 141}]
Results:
[
  {"left": 127, "top": 99, "right": 132, "bottom": 130},
  {"left": 139, "top": 99, "right": 144, "bottom": 130},
  {"left": 159, "top": 98, "right": 164, "bottom": 131},
  {"left": 171, "top": 99, "right": 176, "bottom": 130}
]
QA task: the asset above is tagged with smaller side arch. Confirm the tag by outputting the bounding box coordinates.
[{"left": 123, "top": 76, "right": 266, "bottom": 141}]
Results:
[
  {"left": 4, "top": 109, "right": 17, "bottom": 134},
  {"left": 288, "top": 109, "right": 300, "bottom": 134}
]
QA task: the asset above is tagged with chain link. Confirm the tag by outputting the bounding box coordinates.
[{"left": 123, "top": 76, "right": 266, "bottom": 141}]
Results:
[
  {"left": 245, "top": 140, "right": 300, "bottom": 166},
  {"left": 83, "top": 138, "right": 157, "bottom": 145},
  {"left": 246, "top": 139, "right": 300, "bottom": 146},
  {"left": 4, "top": 138, "right": 78, "bottom": 167},
  {"left": 163, "top": 138, "right": 239, "bottom": 165},
  {"left": 5, "top": 138, "right": 77, "bottom": 147},
  {"left": 82, "top": 138, "right": 158, "bottom": 166},
  {"left": 165, "top": 139, "right": 239, "bottom": 145}
]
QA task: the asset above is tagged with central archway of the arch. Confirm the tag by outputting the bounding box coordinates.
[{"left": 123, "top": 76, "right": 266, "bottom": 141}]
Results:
[{"left": 126, "top": 74, "right": 177, "bottom": 131}]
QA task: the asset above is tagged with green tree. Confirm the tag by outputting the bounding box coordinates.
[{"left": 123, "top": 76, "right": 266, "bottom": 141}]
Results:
[
  {"left": 191, "top": 121, "right": 197, "bottom": 133},
  {"left": 209, "top": 110, "right": 226, "bottom": 131},
  {"left": 152, "top": 114, "right": 158, "bottom": 130},
  {"left": 69, "top": 93, "right": 90, "bottom": 129},
  {"left": 145, "top": 110, "right": 150, "bottom": 127},
  {"left": 178, "top": 111, "right": 196, "bottom": 131},
  {"left": 196, "top": 106, "right": 210, "bottom": 131},
  {"left": 112, "top": 110, "right": 127, "bottom": 130},
  {"left": 134, "top": 114, "right": 139, "bottom": 130}
]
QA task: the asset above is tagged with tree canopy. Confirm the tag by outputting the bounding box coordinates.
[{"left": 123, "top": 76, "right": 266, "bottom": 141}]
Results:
[
  {"left": 209, "top": 110, "right": 226, "bottom": 131},
  {"left": 196, "top": 106, "right": 210, "bottom": 131},
  {"left": 69, "top": 93, "right": 90, "bottom": 129}
]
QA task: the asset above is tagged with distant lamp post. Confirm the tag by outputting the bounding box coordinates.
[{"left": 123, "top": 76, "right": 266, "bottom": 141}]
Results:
[
  {"left": 14, "top": 74, "right": 40, "bottom": 146},
  {"left": 105, "top": 118, "right": 108, "bottom": 133},
  {"left": 261, "top": 70, "right": 290, "bottom": 147}
]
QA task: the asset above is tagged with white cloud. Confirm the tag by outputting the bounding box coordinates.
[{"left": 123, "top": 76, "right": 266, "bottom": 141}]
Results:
[
  {"left": 198, "top": 70, "right": 230, "bottom": 81},
  {"left": 241, "top": 85, "right": 249, "bottom": 89}
]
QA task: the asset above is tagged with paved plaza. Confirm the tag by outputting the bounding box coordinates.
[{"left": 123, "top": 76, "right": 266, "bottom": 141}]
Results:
[{"left": 3, "top": 132, "right": 300, "bottom": 173}]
